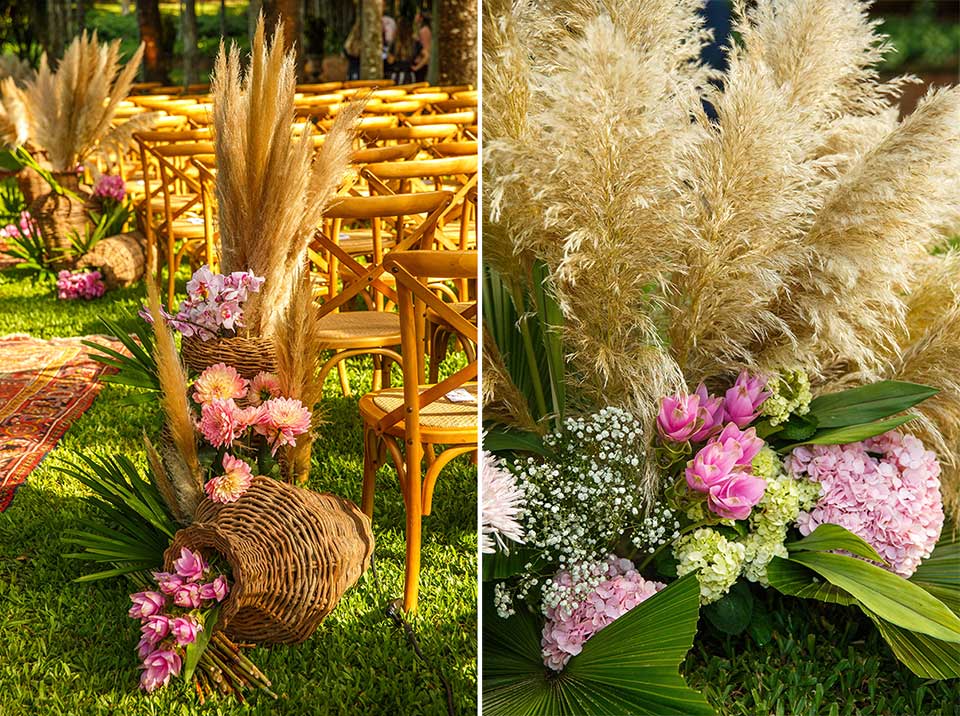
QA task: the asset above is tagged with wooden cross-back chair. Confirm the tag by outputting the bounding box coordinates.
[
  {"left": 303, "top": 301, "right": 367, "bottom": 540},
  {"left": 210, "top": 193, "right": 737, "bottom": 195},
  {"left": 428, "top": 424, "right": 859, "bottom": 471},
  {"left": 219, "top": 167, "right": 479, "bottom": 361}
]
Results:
[
  {"left": 429, "top": 141, "right": 478, "bottom": 158},
  {"left": 135, "top": 130, "right": 214, "bottom": 305},
  {"left": 360, "top": 156, "right": 478, "bottom": 253},
  {"left": 309, "top": 191, "right": 454, "bottom": 396},
  {"left": 359, "top": 249, "right": 478, "bottom": 612},
  {"left": 361, "top": 124, "right": 459, "bottom": 147}
]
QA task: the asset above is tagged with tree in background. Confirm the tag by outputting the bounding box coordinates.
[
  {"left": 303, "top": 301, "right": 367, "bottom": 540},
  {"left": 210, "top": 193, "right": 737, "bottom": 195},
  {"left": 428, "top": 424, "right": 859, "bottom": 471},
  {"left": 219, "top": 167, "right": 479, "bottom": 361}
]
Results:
[
  {"left": 436, "top": 0, "right": 476, "bottom": 85},
  {"left": 181, "top": 0, "right": 198, "bottom": 85},
  {"left": 360, "top": 0, "right": 382, "bottom": 79},
  {"left": 261, "top": 0, "right": 303, "bottom": 73},
  {"left": 136, "top": 0, "right": 172, "bottom": 83}
]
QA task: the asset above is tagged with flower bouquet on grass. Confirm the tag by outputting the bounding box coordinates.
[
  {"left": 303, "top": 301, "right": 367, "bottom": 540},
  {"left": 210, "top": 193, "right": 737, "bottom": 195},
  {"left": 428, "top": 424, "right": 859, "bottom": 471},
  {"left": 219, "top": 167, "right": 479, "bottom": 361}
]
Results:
[
  {"left": 61, "top": 18, "right": 372, "bottom": 702},
  {"left": 482, "top": 0, "right": 960, "bottom": 712}
]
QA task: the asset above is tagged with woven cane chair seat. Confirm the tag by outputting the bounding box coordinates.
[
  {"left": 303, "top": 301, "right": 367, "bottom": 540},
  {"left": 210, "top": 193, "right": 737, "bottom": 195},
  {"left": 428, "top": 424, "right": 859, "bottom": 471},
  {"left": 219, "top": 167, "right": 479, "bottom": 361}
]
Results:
[
  {"left": 425, "top": 301, "right": 476, "bottom": 326},
  {"left": 315, "top": 311, "right": 401, "bottom": 349},
  {"left": 360, "top": 382, "right": 477, "bottom": 442}
]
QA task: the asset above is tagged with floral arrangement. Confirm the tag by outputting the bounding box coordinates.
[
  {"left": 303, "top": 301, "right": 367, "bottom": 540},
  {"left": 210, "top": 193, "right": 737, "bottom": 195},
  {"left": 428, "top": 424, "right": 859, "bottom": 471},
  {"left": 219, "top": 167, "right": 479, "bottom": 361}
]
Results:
[
  {"left": 482, "top": 0, "right": 960, "bottom": 713},
  {"left": 129, "top": 548, "right": 230, "bottom": 692},
  {"left": 140, "top": 266, "right": 265, "bottom": 341},
  {"left": 0, "top": 209, "right": 37, "bottom": 243},
  {"left": 56, "top": 269, "right": 104, "bottom": 300}
]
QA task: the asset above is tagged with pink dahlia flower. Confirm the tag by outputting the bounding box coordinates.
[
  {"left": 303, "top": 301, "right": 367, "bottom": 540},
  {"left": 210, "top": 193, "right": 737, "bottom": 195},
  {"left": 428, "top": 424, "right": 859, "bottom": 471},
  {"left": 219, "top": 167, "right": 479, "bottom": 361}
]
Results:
[
  {"left": 788, "top": 431, "right": 944, "bottom": 577},
  {"left": 192, "top": 363, "right": 248, "bottom": 404},
  {"left": 254, "top": 397, "right": 312, "bottom": 454},
  {"left": 481, "top": 452, "right": 524, "bottom": 554},
  {"left": 199, "top": 398, "right": 244, "bottom": 448},
  {"left": 204, "top": 453, "right": 254, "bottom": 503},
  {"left": 249, "top": 371, "right": 282, "bottom": 406},
  {"left": 128, "top": 591, "right": 166, "bottom": 619},
  {"left": 722, "top": 371, "right": 770, "bottom": 428},
  {"left": 542, "top": 556, "right": 664, "bottom": 671},
  {"left": 139, "top": 649, "right": 182, "bottom": 692},
  {"left": 173, "top": 547, "right": 207, "bottom": 582}
]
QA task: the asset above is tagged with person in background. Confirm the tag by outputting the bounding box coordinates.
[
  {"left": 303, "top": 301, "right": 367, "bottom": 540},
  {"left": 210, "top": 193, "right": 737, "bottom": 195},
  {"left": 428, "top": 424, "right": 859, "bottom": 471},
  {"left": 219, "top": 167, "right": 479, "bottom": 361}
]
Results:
[
  {"left": 382, "top": 14, "right": 398, "bottom": 76},
  {"left": 411, "top": 10, "right": 432, "bottom": 83},
  {"left": 387, "top": 16, "right": 416, "bottom": 85},
  {"left": 344, "top": 16, "right": 361, "bottom": 81}
]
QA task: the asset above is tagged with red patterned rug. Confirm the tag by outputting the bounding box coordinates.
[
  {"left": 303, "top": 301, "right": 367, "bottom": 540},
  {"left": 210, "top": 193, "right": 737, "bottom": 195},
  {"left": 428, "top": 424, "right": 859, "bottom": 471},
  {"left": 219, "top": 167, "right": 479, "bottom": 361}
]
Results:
[{"left": 0, "top": 334, "right": 119, "bottom": 511}]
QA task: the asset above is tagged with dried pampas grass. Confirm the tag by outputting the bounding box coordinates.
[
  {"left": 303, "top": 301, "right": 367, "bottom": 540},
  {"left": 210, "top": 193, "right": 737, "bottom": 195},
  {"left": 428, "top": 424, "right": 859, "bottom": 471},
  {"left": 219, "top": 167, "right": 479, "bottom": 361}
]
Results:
[
  {"left": 212, "top": 16, "right": 362, "bottom": 337},
  {"left": 146, "top": 278, "right": 203, "bottom": 518},
  {"left": 18, "top": 32, "right": 144, "bottom": 171},
  {"left": 0, "top": 77, "right": 28, "bottom": 149},
  {"left": 485, "top": 0, "right": 960, "bottom": 515}
]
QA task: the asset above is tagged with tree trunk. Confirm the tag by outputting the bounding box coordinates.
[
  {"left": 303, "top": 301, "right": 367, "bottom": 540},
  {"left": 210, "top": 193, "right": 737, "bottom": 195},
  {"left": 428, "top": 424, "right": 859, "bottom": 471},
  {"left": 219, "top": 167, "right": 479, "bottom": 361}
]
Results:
[
  {"left": 359, "top": 0, "right": 382, "bottom": 80},
  {"left": 262, "top": 0, "right": 303, "bottom": 72},
  {"left": 136, "top": 0, "right": 170, "bottom": 83},
  {"left": 436, "top": 0, "right": 476, "bottom": 86},
  {"left": 219, "top": 0, "right": 228, "bottom": 38},
  {"left": 182, "top": 0, "right": 198, "bottom": 85},
  {"left": 45, "top": 0, "right": 69, "bottom": 60}
]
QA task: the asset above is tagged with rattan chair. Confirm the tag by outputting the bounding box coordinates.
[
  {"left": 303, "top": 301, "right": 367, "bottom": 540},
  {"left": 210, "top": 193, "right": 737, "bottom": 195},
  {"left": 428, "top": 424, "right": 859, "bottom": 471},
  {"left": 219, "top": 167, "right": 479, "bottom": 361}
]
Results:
[{"left": 359, "top": 250, "right": 478, "bottom": 612}]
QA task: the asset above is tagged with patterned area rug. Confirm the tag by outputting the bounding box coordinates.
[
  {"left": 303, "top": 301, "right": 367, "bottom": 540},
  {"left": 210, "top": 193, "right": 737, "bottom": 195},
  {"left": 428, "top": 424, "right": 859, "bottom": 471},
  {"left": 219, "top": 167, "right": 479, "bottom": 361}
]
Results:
[{"left": 0, "top": 334, "right": 119, "bottom": 511}]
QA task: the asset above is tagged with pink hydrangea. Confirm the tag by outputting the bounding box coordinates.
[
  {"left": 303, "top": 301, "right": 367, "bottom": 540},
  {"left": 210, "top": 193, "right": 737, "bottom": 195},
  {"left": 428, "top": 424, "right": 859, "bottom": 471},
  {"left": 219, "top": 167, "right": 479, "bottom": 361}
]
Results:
[
  {"left": 204, "top": 453, "right": 254, "bottom": 503},
  {"left": 254, "top": 397, "right": 312, "bottom": 454},
  {"left": 93, "top": 173, "right": 126, "bottom": 202},
  {"left": 56, "top": 270, "right": 105, "bottom": 300},
  {"left": 788, "top": 431, "right": 944, "bottom": 577},
  {"left": 192, "top": 363, "right": 248, "bottom": 404},
  {"left": 249, "top": 371, "right": 282, "bottom": 406},
  {"left": 541, "top": 556, "right": 665, "bottom": 671}
]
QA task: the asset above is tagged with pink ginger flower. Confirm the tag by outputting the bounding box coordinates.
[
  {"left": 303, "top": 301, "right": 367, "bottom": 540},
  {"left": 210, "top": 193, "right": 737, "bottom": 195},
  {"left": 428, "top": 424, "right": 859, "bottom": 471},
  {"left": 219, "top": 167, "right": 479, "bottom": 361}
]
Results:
[
  {"left": 715, "top": 423, "right": 764, "bottom": 467},
  {"left": 707, "top": 473, "right": 767, "bottom": 520},
  {"left": 151, "top": 571, "right": 184, "bottom": 596},
  {"left": 788, "top": 431, "right": 944, "bottom": 577},
  {"left": 249, "top": 371, "right": 282, "bottom": 406},
  {"left": 173, "top": 547, "right": 207, "bottom": 582},
  {"left": 541, "top": 556, "right": 665, "bottom": 671},
  {"left": 170, "top": 616, "right": 202, "bottom": 647},
  {"left": 139, "top": 649, "right": 182, "bottom": 692},
  {"left": 481, "top": 452, "right": 524, "bottom": 554},
  {"left": 140, "top": 614, "right": 171, "bottom": 646},
  {"left": 204, "top": 453, "right": 254, "bottom": 503},
  {"left": 657, "top": 393, "right": 702, "bottom": 443},
  {"left": 689, "top": 383, "right": 724, "bottom": 442},
  {"left": 128, "top": 591, "right": 166, "bottom": 619},
  {"left": 199, "top": 398, "right": 244, "bottom": 448},
  {"left": 199, "top": 575, "right": 229, "bottom": 603},
  {"left": 173, "top": 582, "right": 202, "bottom": 608},
  {"left": 685, "top": 440, "right": 742, "bottom": 492},
  {"left": 136, "top": 636, "right": 155, "bottom": 660},
  {"left": 722, "top": 371, "right": 770, "bottom": 428},
  {"left": 255, "top": 397, "right": 312, "bottom": 454},
  {"left": 192, "top": 363, "right": 248, "bottom": 404}
]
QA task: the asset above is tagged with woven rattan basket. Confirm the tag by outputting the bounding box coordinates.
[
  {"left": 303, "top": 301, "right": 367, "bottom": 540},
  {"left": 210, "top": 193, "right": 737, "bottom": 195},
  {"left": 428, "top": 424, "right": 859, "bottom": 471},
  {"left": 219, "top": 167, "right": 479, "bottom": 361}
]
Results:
[
  {"left": 76, "top": 231, "right": 146, "bottom": 288},
  {"left": 181, "top": 335, "right": 278, "bottom": 379},
  {"left": 29, "top": 171, "right": 90, "bottom": 263},
  {"left": 16, "top": 167, "right": 48, "bottom": 205},
  {"left": 163, "top": 477, "right": 374, "bottom": 644}
]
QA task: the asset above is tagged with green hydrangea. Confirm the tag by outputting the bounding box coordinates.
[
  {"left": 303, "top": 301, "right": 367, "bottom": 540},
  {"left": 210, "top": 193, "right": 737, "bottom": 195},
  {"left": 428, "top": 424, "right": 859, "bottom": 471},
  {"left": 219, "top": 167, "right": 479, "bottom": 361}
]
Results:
[
  {"left": 751, "top": 446, "right": 782, "bottom": 481},
  {"left": 740, "top": 472, "right": 822, "bottom": 584},
  {"left": 674, "top": 528, "right": 745, "bottom": 604},
  {"left": 761, "top": 368, "right": 813, "bottom": 426}
]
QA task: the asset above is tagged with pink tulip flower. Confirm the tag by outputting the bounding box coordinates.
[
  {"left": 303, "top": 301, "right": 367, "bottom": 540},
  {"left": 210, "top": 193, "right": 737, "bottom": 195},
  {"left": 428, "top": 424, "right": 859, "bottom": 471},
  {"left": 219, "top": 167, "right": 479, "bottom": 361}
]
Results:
[
  {"left": 716, "top": 423, "right": 765, "bottom": 467},
  {"left": 689, "top": 384, "right": 724, "bottom": 442},
  {"left": 173, "top": 582, "right": 203, "bottom": 608}
]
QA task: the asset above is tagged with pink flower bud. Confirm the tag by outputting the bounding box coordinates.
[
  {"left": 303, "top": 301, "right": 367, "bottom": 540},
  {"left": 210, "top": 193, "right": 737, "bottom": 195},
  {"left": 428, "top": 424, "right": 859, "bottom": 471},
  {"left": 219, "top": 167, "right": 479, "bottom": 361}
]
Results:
[
  {"left": 689, "top": 384, "right": 723, "bottom": 442},
  {"left": 706, "top": 474, "right": 767, "bottom": 520},
  {"left": 198, "top": 574, "right": 229, "bottom": 603},
  {"left": 128, "top": 591, "right": 166, "bottom": 619}
]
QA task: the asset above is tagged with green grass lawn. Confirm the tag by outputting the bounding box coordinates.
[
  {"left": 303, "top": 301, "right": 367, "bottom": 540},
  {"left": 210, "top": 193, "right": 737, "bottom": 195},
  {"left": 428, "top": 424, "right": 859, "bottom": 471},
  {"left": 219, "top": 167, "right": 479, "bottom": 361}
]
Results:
[{"left": 0, "top": 272, "right": 477, "bottom": 715}]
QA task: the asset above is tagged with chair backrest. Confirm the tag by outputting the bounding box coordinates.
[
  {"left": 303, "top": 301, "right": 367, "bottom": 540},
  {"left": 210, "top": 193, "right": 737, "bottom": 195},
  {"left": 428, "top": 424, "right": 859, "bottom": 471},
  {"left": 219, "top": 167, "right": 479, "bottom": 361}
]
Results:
[
  {"left": 362, "top": 124, "right": 459, "bottom": 145},
  {"left": 351, "top": 143, "right": 419, "bottom": 165},
  {"left": 376, "top": 250, "right": 478, "bottom": 440},
  {"left": 362, "top": 156, "right": 477, "bottom": 182},
  {"left": 430, "top": 141, "right": 478, "bottom": 158},
  {"left": 406, "top": 111, "right": 475, "bottom": 126}
]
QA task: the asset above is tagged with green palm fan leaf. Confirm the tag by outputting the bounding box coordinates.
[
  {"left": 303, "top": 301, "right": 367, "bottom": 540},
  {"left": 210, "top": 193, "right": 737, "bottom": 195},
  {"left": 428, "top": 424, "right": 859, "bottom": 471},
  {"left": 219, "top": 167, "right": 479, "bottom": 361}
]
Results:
[{"left": 483, "top": 574, "right": 714, "bottom": 715}]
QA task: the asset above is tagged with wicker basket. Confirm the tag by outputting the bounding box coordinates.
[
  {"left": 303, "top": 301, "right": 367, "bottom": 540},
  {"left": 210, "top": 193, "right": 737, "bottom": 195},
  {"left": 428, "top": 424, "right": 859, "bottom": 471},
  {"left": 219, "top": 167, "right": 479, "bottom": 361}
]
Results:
[
  {"left": 29, "top": 171, "right": 91, "bottom": 263},
  {"left": 76, "top": 232, "right": 146, "bottom": 288},
  {"left": 181, "top": 334, "right": 278, "bottom": 379},
  {"left": 163, "top": 477, "right": 374, "bottom": 644},
  {"left": 16, "top": 167, "right": 48, "bottom": 205}
]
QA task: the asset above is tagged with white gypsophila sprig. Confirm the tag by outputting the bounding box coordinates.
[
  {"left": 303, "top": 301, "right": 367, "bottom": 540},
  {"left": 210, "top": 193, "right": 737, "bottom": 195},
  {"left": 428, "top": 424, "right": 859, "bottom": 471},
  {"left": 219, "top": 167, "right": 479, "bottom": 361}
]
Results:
[
  {"left": 510, "top": 407, "right": 647, "bottom": 568},
  {"left": 631, "top": 504, "right": 681, "bottom": 554}
]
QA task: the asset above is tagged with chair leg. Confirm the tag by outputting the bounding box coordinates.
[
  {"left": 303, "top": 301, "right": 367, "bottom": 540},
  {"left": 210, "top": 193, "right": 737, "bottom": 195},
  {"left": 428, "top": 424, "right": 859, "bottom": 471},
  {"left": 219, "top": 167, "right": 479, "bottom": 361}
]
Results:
[
  {"left": 403, "top": 473, "right": 423, "bottom": 613},
  {"left": 166, "top": 235, "right": 176, "bottom": 309},
  {"left": 372, "top": 354, "right": 382, "bottom": 392},
  {"left": 361, "top": 426, "right": 377, "bottom": 520},
  {"left": 336, "top": 359, "right": 351, "bottom": 397}
]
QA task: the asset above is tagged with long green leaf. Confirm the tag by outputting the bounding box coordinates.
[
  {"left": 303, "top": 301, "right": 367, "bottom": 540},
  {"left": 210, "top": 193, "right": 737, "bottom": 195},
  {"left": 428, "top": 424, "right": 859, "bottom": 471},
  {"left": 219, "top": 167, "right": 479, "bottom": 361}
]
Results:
[
  {"left": 183, "top": 606, "right": 219, "bottom": 682},
  {"left": 776, "top": 415, "right": 915, "bottom": 452},
  {"left": 807, "top": 381, "right": 938, "bottom": 428},
  {"left": 483, "top": 575, "right": 713, "bottom": 715},
  {"left": 788, "top": 551, "right": 960, "bottom": 643},
  {"left": 766, "top": 557, "right": 858, "bottom": 606},
  {"left": 483, "top": 428, "right": 553, "bottom": 458},
  {"left": 531, "top": 260, "right": 565, "bottom": 427},
  {"left": 785, "top": 523, "right": 886, "bottom": 564},
  {"left": 865, "top": 610, "right": 960, "bottom": 679},
  {"left": 482, "top": 547, "right": 546, "bottom": 582},
  {"left": 911, "top": 530, "right": 960, "bottom": 587}
]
